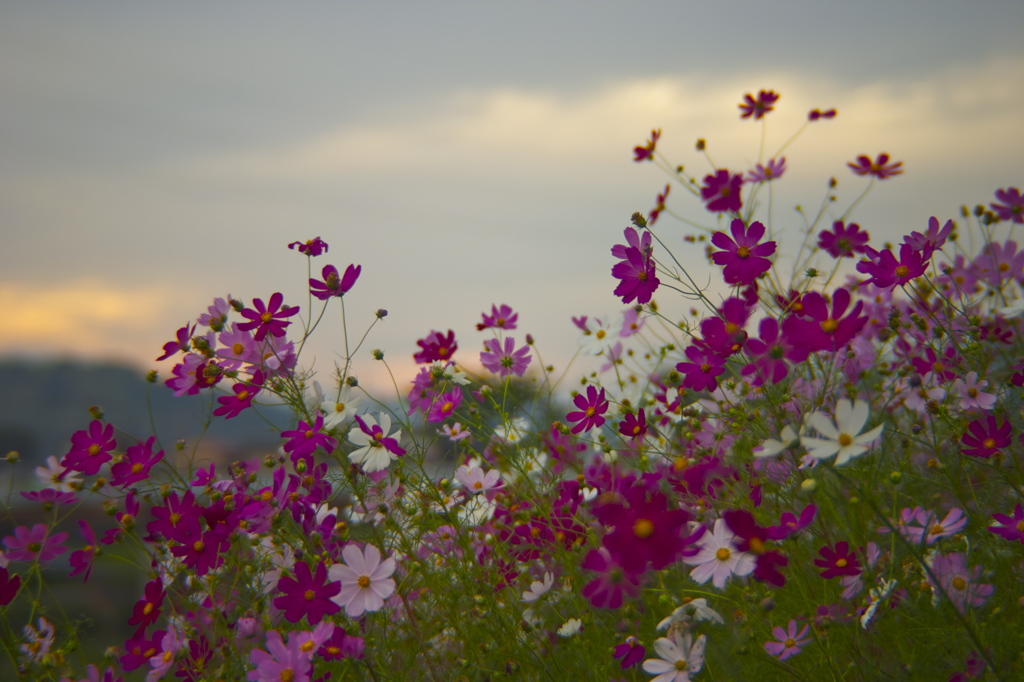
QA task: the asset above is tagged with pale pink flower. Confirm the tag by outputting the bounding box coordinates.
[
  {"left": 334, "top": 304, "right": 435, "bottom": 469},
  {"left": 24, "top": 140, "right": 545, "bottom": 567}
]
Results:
[
  {"left": 764, "top": 620, "right": 811, "bottom": 661},
  {"left": 329, "top": 544, "right": 397, "bottom": 617},
  {"left": 682, "top": 518, "right": 755, "bottom": 589},
  {"left": 454, "top": 465, "right": 503, "bottom": 495},
  {"left": 953, "top": 372, "right": 997, "bottom": 411}
]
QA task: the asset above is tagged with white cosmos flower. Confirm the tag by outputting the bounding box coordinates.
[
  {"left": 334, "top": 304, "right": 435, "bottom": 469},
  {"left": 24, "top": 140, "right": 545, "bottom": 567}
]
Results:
[
  {"left": 643, "top": 632, "right": 706, "bottom": 682},
  {"left": 347, "top": 413, "right": 403, "bottom": 472},
  {"left": 522, "top": 571, "right": 555, "bottom": 602},
  {"left": 557, "top": 618, "right": 583, "bottom": 637},
  {"left": 320, "top": 383, "right": 361, "bottom": 429},
  {"left": 578, "top": 317, "right": 617, "bottom": 355},
  {"left": 802, "top": 399, "right": 884, "bottom": 466},
  {"left": 754, "top": 424, "right": 801, "bottom": 458}
]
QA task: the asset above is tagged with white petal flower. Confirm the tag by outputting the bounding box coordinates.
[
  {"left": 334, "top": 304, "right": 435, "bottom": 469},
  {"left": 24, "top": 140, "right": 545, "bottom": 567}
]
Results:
[
  {"left": 802, "top": 399, "right": 884, "bottom": 466},
  {"left": 329, "top": 543, "right": 397, "bottom": 617},
  {"left": 642, "top": 633, "right": 706, "bottom": 682},
  {"left": 347, "top": 413, "right": 403, "bottom": 472},
  {"left": 557, "top": 618, "right": 582, "bottom": 637},
  {"left": 320, "top": 384, "right": 361, "bottom": 428},
  {"left": 522, "top": 572, "right": 554, "bottom": 602},
  {"left": 754, "top": 424, "right": 801, "bottom": 458}
]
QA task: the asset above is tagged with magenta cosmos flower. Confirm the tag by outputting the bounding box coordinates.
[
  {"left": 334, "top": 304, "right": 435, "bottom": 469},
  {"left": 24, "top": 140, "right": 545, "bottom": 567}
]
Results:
[
  {"left": 808, "top": 108, "right": 837, "bottom": 121},
  {"left": 414, "top": 329, "right": 458, "bottom": 363},
  {"left": 611, "top": 238, "right": 660, "bottom": 305},
  {"left": 3, "top": 524, "right": 68, "bottom": 563},
  {"left": 781, "top": 288, "right": 867, "bottom": 354},
  {"left": 848, "top": 153, "right": 903, "bottom": 179},
  {"left": 237, "top": 293, "right": 300, "bottom": 341},
  {"left": 818, "top": 220, "right": 871, "bottom": 259},
  {"left": 991, "top": 187, "right": 1024, "bottom": 223},
  {"left": 273, "top": 561, "right": 341, "bottom": 624},
  {"left": 477, "top": 304, "right": 518, "bottom": 331},
  {"left": 61, "top": 419, "right": 117, "bottom": 476},
  {"left": 310, "top": 263, "right": 361, "bottom": 300},
  {"left": 248, "top": 630, "right": 313, "bottom": 682},
  {"left": 764, "top": 620, "right": 811, "bottom": 661},
  {"left": 109, "top": 436, "right": 164, "bottom": 489},
  {"left": 566, "top": 385, "right": 609, "bottom": 434},
  {"left": 748, "top": 157, "right": 786, "bottom": 183},
  {"left": 711, "top": 219, "right": 777, "bottom": 286},
  {"left": 856, "top": 243, "right": 927, "bottom": 289},
  {"left": 480, "top": 337, "right": 532, "bottom": 377},
  {"left": 960, "top": 415, "right": 1012, "bottom": 458},
  {"left": 288, "top": 236, "right": 329, "bottom": 256},
  {"left": 814, "top": 541, "right": 861, "bottom": 579},
  {"left": 329, "top": 543, "right": 397, "bottom": 617},
  {"left": 701, "top": 169, "right": 744, "bottom": 213},
  {"left": 738, "top": 89, "right": 780, "bottom": 119},
  {"left": 281, "top": 415, "right": 338, "bottom": 466},
  {"left": 988, "top": 503, "right": 1024, "bottom": 544},
  {"left": 633, "top": 128, "right": 660, "bottom": 162}
]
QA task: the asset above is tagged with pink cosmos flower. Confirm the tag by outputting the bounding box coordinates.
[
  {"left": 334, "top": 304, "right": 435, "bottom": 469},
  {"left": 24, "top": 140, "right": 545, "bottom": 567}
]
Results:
[
  {"left": 288, "top": 236, "right": 329, "bottom": 256},
  {"left": 633, "top": 129, "right": 661, "bottom": 162},
  {"left": 701, "top": 169, "right": 744, "bottom": 213},
  {"left": 237, "top": 292, "right": 300, "bottom": 341},
  {"left": 61, "top": 419, "right": 117, "bottom": 476},
  {"left": 480, "top": 336, "right": 532, "bottom": 377},
  {"left": 960, "top": 415, "right": 1011, "bottom": 458},
  {"left": 329, "top": 543, "right": 397, "bottom": 617},
  {"left": 109, "top": 436, "right": 164, "bottom": 488},
  {"left": 991, "top": 187, "right": 1024, "bottom": 223},
  {"left": 612, "top": 636, "right": 645, "bottom": 669},
  {"left": 128, "top": 578, "right": 165, "bottom": 628},
  {"left": 214, "top": 370, "right": 265, "bottom": 419},
  {"left": 427, "top": 387, "right": 463, "bottom": 423},
  {"left": 904, "top": 216, "right": 953, "bottom": 259},
  {"left": 782, "top": 288, "right": 867, "bottom": 354},
  {"left": 738, "top": 90, "right": 780, "bottom": 119},
  {"left": 3, "top": 524, "right": 68, "bottom": 563},
  {"left": 595, "top": 487, "right": 693, "bottom": 574},
  {"left": 197, "top": 296, "right": 231, "bottom": 330},
  {"left": 281, "top": 415, "right": 337, "bottom": 466},
  {"left": 273, "top": 561, "right": 341, "bottom": 624},
  {"left": 929, "top": 553, "right": 993, "bottom": 614},
  {"left": 0, "top": 568, "right": 21, "bottom": 606},
  {"left": 309, "top": 263, "right": 361, "bottom": 300},
  {"left": 454, "top": 464, "right": 502, "bottom": 494},
  {"left": 683, "top": 518, "right": 755, "bottom": 589},
  {"left": 414, "top": 329, "right": 458, "bottom": 363},
  {"left": 988, "top": 503, "right": 1024, "bottom": 544},
  {"left": 953, "top": 372, "right": 997, "bottom": 411},
  {"left": 741, "top": 317, "right": 801, "bottom": 385},
  {"left": 747, "top": 157, "right": 786, "bottom": 183},
  {"left": 818, "top": 220, "right": 871, "bottom": 259},
  {"left": 68, "top": 520, "right": 98, "bottom": 582},
  {"left": 566, "top": 385, "right": 609, "bottom": 434},
  {"left": 972, "top": 240, "right": 1024, "bottom": 287},
  {"left": 649, "top": 183, "right": 670, "bottom": 225},
  {"left": 676, "top": 345, "right": 726, "bottom": 392},
  {"left": 848, "top": 153, "right": 903, "bottom": 179},
  {"left": 618, "top": 409, "right": 648, "bottom": 440},
  {"left": 156, "top": 323, "right": 195, "bottom": 361},
  {"left": 808, "top": 108, "right": 837, "bottom": 121},
  {"left": 710, "top": 219, "right": 776, "bottom": 286},
  {"left": 20, "top": 488, "right": 78, "bottom": 506},
  {"left": 248, "top": 630, "right": 313, "bottom": 682},
  {"left": 764, "top": 620, "right": 811, "bottom": 661},
  {"left": 476, "top": 304, "right": 518, "bottom": 331},
  {"left": 611, "top": 227, "right": 660, "bottom": 305}
]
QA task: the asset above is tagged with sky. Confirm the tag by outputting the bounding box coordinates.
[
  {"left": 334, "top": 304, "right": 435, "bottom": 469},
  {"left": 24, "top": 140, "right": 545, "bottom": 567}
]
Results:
[{"left": 2, "top": 1, "right": 1023, "bottom": 395}]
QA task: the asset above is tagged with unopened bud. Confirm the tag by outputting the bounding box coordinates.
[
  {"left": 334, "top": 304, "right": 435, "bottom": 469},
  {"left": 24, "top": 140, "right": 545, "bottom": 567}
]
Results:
[
  {"left": 372, "top": 349, "right": 384, "bottom": 360},
  {"left": 145, "top": 370, "right": 158, "bottom": 383},
  {"left": 631, "top": 212, "right": 647, "bottom": 229},
  {"left": 376, "top": 309, "right": 388, "bottom": 319},
  {"left": 695, "top": 138, "right": 706, "bottom": 151},
  {"left": 346, "top": 376, "right": 359, "bottom": 387},
  {"left": 525, "top": 334, "right": 534, "bottom": 345},
  {"left": 5, "top": 450, "right": 18, "bottom": 464},
  {"left": 88, "top": 405, "right": 104, "bottom": 420},
  {"left": 801, "top": 478, "right": 817, "bottom": 493}
]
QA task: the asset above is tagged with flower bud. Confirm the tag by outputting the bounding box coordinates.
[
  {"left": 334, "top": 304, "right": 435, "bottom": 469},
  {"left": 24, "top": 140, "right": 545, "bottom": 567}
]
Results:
[
  {"left": 88, "top": 405, "right": 104, "bottom": 420},
  {"left": 889, "top": 471, "right": 902, "bottom": 484},
  {"left": 372, "top": 349, "right": 384, "bottom": 360},
  {"left": 801, "top": 478, "right": 817, "bottom": 493},
  {"left": 5, "top": 450, "right": 18, "bottom": 464},
  {"left": 346, "top": 376, "right": 359, "bottom": 387},
  {"left": 695, "top": 138, "right": 706, "bottom": 151},
  {"left": 376, "top": 309, "right": 388, "bottom": 318},
  {"left": 145, "top": 370, "right": 159, "bottom": 383}
]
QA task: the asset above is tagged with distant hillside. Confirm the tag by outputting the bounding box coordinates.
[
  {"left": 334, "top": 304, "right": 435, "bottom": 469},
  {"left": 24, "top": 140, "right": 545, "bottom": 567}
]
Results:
[{"left": 0, "top": 358, "right": 291, "bottom": 483}]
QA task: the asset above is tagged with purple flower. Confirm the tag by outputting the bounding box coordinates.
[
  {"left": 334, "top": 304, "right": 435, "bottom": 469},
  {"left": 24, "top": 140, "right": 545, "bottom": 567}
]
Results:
[
  {"left": 991, "top": 187, "right": 1024, "bottom": 223},
  {"left": 748, "top": 157, "right": 786, "bottom": 183},
  {"left": 61, "top": 419, "right": 117, "bottom": 476},
  {"left": 580, "top": 548, "right": 642, "bottom": 609},
  {"left": 566, "top": 385, "right": 609, "bottom": 434},
  {"left": 427, "top": 387, "right": 463, "bottom": 423},
  {"left": 477, "top": 304, "right": 518, "bottom": 331},
  {"left": 288, "top": 236, "right": 329, "bottom": 256},
  {"left": 237, "top": 293, "right": 300, "bottom": 341},
  {"left": 273, "top": 561, "right": 341, "bottom": 624},
  {"left": 930, "top": 553, "right": 993, "bottom": 614},
  {"left": 281, "top": 415, "right": 338, "bottom": 466},
  {"left": 0, "top": 567, "right": 20, "bottom": 605},
  {"left": 701, "top": 169, "right": 744, "bottom": 213},
  {"left": 214, "top": 370, "right": 265, "bottom": 419},
  {"left": 988, "top": 503, "right": 1024, "bottom": 544},
  {"left": 413, "top": 329, "right": 458, "bottom": 364},
  {"left": 738, "top": 90, "right": 780, "bottom": 119},
  {"left": 818, "top": 220, "right": 871, "bottom": 259},
  {"left": 781, "top": 288, "right": 867, "bottom": 354},
  {"left": 764, "top": 620, "right": 811, "bottom": 661},
  {"left": 848, "top": 153, "right": 903, "bottom": 179},
  {"left": 676, "top": 345, "right": 726, "bottom": 392},
  {"left": 612, "top": 636, "right": 646, "bottom": 669},
  {"left": 3, "top": 524, "right": 68, "bottom": 563},
  {"left": 128, "top": 578, "right": 165, "bottom": 628},
  {"left": 156, "top": 323, "right": 195, "bottom": 361},
  {"left": 310, "top": 263, "right": 361, "bottom": 300},
  {"left": 815, "top": 541, "right": 861, "bottom": 579},
  {"left": 904, "top": 216, "right": 953, "bottom": 259},
  {"left": 20, "top": 488, "right": 78, "bottom": 506},
  {"left": 856, "top": 244, "right": 927, "bottom": 289},
  {"left": 611, "top": 240, "right": 660, "bottom": 305},
  {"left": 961, "top": 415, "right": 1011, "bottom": 458},
  {"left": 711, "top": 219, "right": 776, "bottom": 286},
  {"left": 480, "top": 337, "right": 532, "bottom": 377},
  {"left": 68, "top": 520, "right": 98, "bottom": 582},
  {"left": 110, "top": 436, "right": 164, "bottom": 488}
]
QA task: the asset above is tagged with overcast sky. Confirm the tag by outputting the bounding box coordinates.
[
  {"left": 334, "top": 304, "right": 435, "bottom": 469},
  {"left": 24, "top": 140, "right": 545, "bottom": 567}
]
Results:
[{"left": 2, "top": 2, "right": 1023, "bottom": 394}]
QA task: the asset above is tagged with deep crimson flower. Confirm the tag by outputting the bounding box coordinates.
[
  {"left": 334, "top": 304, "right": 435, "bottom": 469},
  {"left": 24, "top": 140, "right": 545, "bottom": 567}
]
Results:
[
  {"left": 0, "top": 568, "right": 20, "bottom": 605},
  {"left": 991, "top": 187, "right": 1024, "bottom": 223},
  {"left": 413, "top": 329, "right": 458, "bottom": 363},
  {"left": 318, "top": 626, "right": 365, "bottom": 661},
  {"left": 595, "top": 487, "right": 694, "bottom": 574},
  {"left": 909, "top": 345, "right": 961, "bottom": 382},
  {"left": 612, "top": 636, "right": 646, "bottom": 669},
  {"left": 61, "top": 419, "right": 117, "bottom": 476},
  {"left": 808, "top": 108, "right": 837, "bottom": 121},
  {"left": 848, "top": 153, "right": 903, "bottom": 179},
  {"left": 988, "top": 503, "right": 1024, "bottom": 544},
  {"left": 128, "top": 578, "right": 166, "bottom": 628},
  {"left": 110, "top": 436, "right": 164, "bottom": 488},
  {"left": 711, "top": 219, "right": 776, "bottom": 286},
  {"left": 237, "top": 293, "right": 300, "bottom": 341},
  {"left": 310, "top": 263, "right": 361, "bottom": 300},
  {"left": 274, "top": 561, "right": 341, "bottom": 624},
  {"left": 566, "top": 385, "right": 609, "bottom": 434},
  {"left": 818, "top": 221, "right": 871, "bottom": 259},
  {"left": 156, "top": 323, "right": 195, "bottom": 361},
  {"left": 170, "top": 529, "right": 228, "bottom": 576},
  {"left": 288, "top": 237, "right": 329, "bottom": 256},
  {"left": 738, "top": 90, "right": 780, "bottom": 119},
  {"left": 147, "top": 491, "right": 202, "bottom": 544},
  {"left": 649, "top": 184, "right": 670, "bottom": 225},
  {"left": 611, "top": 226, "right": 660, "bottom": 305},
  {"left": 476, "top": 304, "right": 518, "bottom": 331},
  {"left": 68, "top": 520, "right": 98, "bottom": 582},
  {"left": 781, "top": 288, "right": 867, "bottom": 354},
  {"left": 618, "top": 409, "right": 648, "bottom": 440},
  {"left": 742, "top": 317, "right": 802, "bottom": 385},
  {"left": 961, "top": 415, "right": 1012, "bottom": 458},
  {"left": 723, "top": 509, "right": 789, "bottom": 587},
  {"left": 676, "top": 345, "right": 726, "bottom": 392},
  {"left": 214, "top": 370, "right": 265, "bottom": 419},
  {"left": 815, "top": 541, "right": 861, "bottom": 579},
  {"left": 633, "top": 129, "right": 661, "bottom": 162},
  {"left": 281, "top": 415, "right": 338, "bottom": 466},
  {"left": 701, "top": 170, "right": 744, "bottom": 213},
  {"left": 766, "top": 505, "right": 817, "bottom": 541},
  {"left": 856, "top": 243, "right": 927, "bottom": 289},
  {"left": 122, "top": 629, "right": 165, "bottom": 672},
  {"left": 698, "top": 297, "right": 751, "bottom": 357},
  {"left": 3, "top": 524, "right": 68, "bottom": 563}
]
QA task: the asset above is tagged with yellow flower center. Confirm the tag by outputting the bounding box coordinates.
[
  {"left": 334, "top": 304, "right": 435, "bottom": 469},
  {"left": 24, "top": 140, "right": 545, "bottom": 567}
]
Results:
[
  {"left": 838, "top": 433, "right": 853, "bottom": 447},
  {"left": 736, "top": 245, "right": 749, "bottom": 258},
  {"left": 260, "top": 312, "right": 274, "bottom": 323},
  {"left": 193, "top": 540, "right": 205, "bottom": 553},
  {"left": 716, "top": 548, "right": 731, "bottom": 561},
  {"left": 952, "top": 576, "right": 967, "bottom": 590},
  {"left": 357, "top": 575, "right": 371, "bottom": 589},
  {"left": 633, "top": 518, "right": 654, "bottom": 538},
  {"left": 784, "top": 638, "right": 796, "bottom": 648},
  {"left": 820, "top": 319, "right": 839, "bottom": 333},
  {"left": 304, "top": 589, "right": 316, "bottom": 601},
  {"left": 835, "top": 558, "right": 847, "bottom": 568}
]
